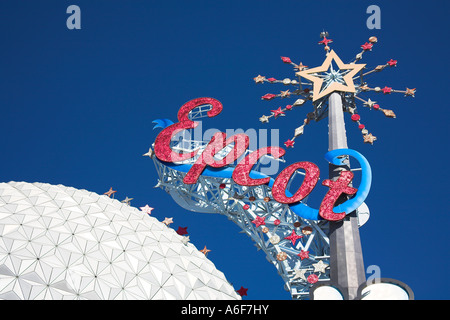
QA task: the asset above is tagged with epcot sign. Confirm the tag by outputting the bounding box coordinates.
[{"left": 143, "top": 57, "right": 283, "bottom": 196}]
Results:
[
  {"left": 153, "top": 97, "right": 372, "bottom": 222},
  {"left": 150, "top": 32, "right": 415, "bottom": 300}
]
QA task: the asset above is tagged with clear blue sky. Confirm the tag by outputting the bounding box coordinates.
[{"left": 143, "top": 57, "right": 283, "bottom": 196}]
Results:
[{"left": 0, "top": 0, "right": 448, "bottom": 299}]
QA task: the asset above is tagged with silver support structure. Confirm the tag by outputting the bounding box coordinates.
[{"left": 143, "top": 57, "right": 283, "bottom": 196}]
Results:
[
  {"left": 152, "top": 135, "right": 331, "bottom": 299},
  {"left": 327, "top": 92, "right": 366, "bottom": 299}
]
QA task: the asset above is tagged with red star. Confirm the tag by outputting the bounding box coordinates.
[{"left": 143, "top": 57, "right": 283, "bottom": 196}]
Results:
[
  {"left": 318, "top": 37, "right": 333, "bottom": 46},
  {"left": 297, "top": 250, "right": 309, "bottom": 260},
  {"left": 236, "top": 286, "right": 248, "bottom": 297},
  {"left": 284, "top": 230, "right": 303, "bottom": 246},
  {"left": 271, "top": 107, "right": 285, "bottom": 118},
  {"left": 262, "top": 93, "right": 276, "bottom": 100},
  {"left": 284, "top": 139, "right": 295, "bottom": 148},
  {"left": 382, "top": 86, "right": 392, "bottom": 94},
  {"left": 361, "top": 42, "right": 373, "bottom": 51},
  {"left": 251, "top": 216, "right": 266, "bottom": 228},
  {"left": 176, "top": 226, "right": 188, "bottom": 235},
  {"left": 387, "top": 59, "right": 398, "bottom": 67}
]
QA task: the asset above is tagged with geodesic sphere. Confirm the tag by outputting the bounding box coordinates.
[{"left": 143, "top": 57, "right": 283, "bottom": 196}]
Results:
[{"left": 0, "top": 181, "right": 240, "bottom": 300}]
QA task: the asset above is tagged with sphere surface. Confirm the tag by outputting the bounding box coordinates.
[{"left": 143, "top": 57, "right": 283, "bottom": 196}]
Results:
[{"left": 0, "top": 181, "right": 240, "bottom": 300}]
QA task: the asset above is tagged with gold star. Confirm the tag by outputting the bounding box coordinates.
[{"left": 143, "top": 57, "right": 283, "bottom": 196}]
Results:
[
  {"left": 162, "top": 217, "right": 173, "bottom": 226},
  {"left": 405, "top": 88, "right": 416, "bottom": 97},
  {"left": 297, "top": 50, "right": 366, "bottom": 101},
  {"left": 121, "top": 196, "right": 133, "bottom": 205},
  {"left": 359, "top": 84, "right": 370, "bottom": 91},
  {"left": 253, "top": 75, "right": 265, "bottom": 84},
  {"left": 199, "top": 246, "right": 211, "bottom": 255},
  {"left": 104, "top": 187, "right": 117, "bottom": 198},
  {"left": 259, "top": 115, "right": 269, "bottom": 123},
  {"left": 363, "top": 133, "right": 377, "bottom": 145},
  {"left": 294, "top": 62, "right": 308, "bottom": 75},
  {"left": 280, "top": 89, "right": 291, "bottom": 98}
]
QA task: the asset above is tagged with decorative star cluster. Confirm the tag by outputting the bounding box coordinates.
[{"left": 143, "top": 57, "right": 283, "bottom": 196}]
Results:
[
  {"left": 151, "top": 144, "right": 333, "bottom": 298},
  {"left": 104, "top": 186, "right": 182, "bottom": 228},
  {"left": 105, "top": 181, "right": 218, "bottom": 266},
  {"left": 246, "top": 197, "right": 329, "bottom": 286},
  {"left": 142, "top": 150, "right": 220, "bottom": 267},
  {"left": 254, "top": 32, "right": 416, "bottom": 146},
  {"left": 103, "top": 187, "right": 136, "bottom": 207}
]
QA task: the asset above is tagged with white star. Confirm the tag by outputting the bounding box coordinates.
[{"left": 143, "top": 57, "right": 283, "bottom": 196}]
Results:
[
  {"left": 312, "top": 260, "right": 329, "bottom": 273},
  {"left": 140, "top": 204, "right": 154, "bottom": 215},
  {"left": 259, "top": 115, "right": 269, "bottom": 123},
  {"left": 162, "top": 217, "right": 173, "bottom": 226},
  {"left": 142, "top": 147, "right": 154, "bottom": 158},
  {"left": 181, "top": 235, "right": 190, "bottom": 245},
  {"left": 293, "top": 268, "right": 307, "bottom": 281},
  {"left": 363, "top": 98, "right": 376, "bottom": 109}
]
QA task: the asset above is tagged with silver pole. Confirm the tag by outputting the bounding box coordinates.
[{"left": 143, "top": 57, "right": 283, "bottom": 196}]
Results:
[{"left": 327, "top": 92, "right": 366, "bottom": 300}]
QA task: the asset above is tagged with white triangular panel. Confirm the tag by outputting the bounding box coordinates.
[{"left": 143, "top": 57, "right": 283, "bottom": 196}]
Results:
[{"left": 0, "top": 181, "right": 240, "bottom": 300}]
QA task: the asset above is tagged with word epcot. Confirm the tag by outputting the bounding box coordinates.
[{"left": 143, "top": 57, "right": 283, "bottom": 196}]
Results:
[{"left": 154, "top": 98, "right": 369, "bottom": 221}]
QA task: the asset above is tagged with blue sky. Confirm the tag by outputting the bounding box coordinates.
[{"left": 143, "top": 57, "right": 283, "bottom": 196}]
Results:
[{"left": 0, "top": 0, "right": 448, "bottom": 299}]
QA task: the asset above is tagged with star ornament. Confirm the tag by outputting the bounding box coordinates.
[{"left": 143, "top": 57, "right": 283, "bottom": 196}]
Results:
[
  {"left": 259, "top": 115, "right": 269, "bottom": 123},
  {"left": 252, "top": 216, "right": 266, "bottom": 228},
  {"left": 382, "top": 86, "right": 392, "bottom": 94},
  {"left": 318, "top": 37, "right": 333, "bottom": 46},
  {"left": 104, "top": 187, "right": 117, "bottom": 198},
  {"left": 176, "top": 226, "right": 188, "bottom": 235},
  {"left": 297, "top": 50, "right": 366, "bottom": 102},
  {"left": 199, "top": 246, "right": 211, "bottom": 255},
  {"left": 312, "top": 260, "right": 329, "bottom": 273},
  {"left": 181, "top": 235, "right": 190, "bottom": 245},
  {"left": 236, "top": 286, "right": 248, "bottom": 297},
  {"left": 121, "top": 197, "right": 133, "bottom": 205},
  {"left": 363, "top": 98, "right": 377, "bottom": 109},
  {"left": 297, "top": 250, "right": 309, "bottom": 260},
  {"left": 271, "top": 107, "right": 285, "bottom": 118},
  {"left": 284, "top": 139, "right": 295, "bottom": 148},
  {"left": 162, "top": 217, "right": 173, "bottom": 226},
  {"left": 405, "top": 88, "right": 416, "bottom": 97},
  {"left": 363, "top": 133, "right": 377, "bottom": 145},
  {"left": 142, "top": 147, "right": 154, "bottom": 158},
  {"left": 253, "top": 75, "right": 265, "bottom": 83},
  {"left": 293, "top": 268, "right": 307, "bottom": 281},
  {"left": 140, "top": 204, "right": 154, "bottom": 215},
  {"left": 284, "top": 230, "right": 303, "bottom": 246}
]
